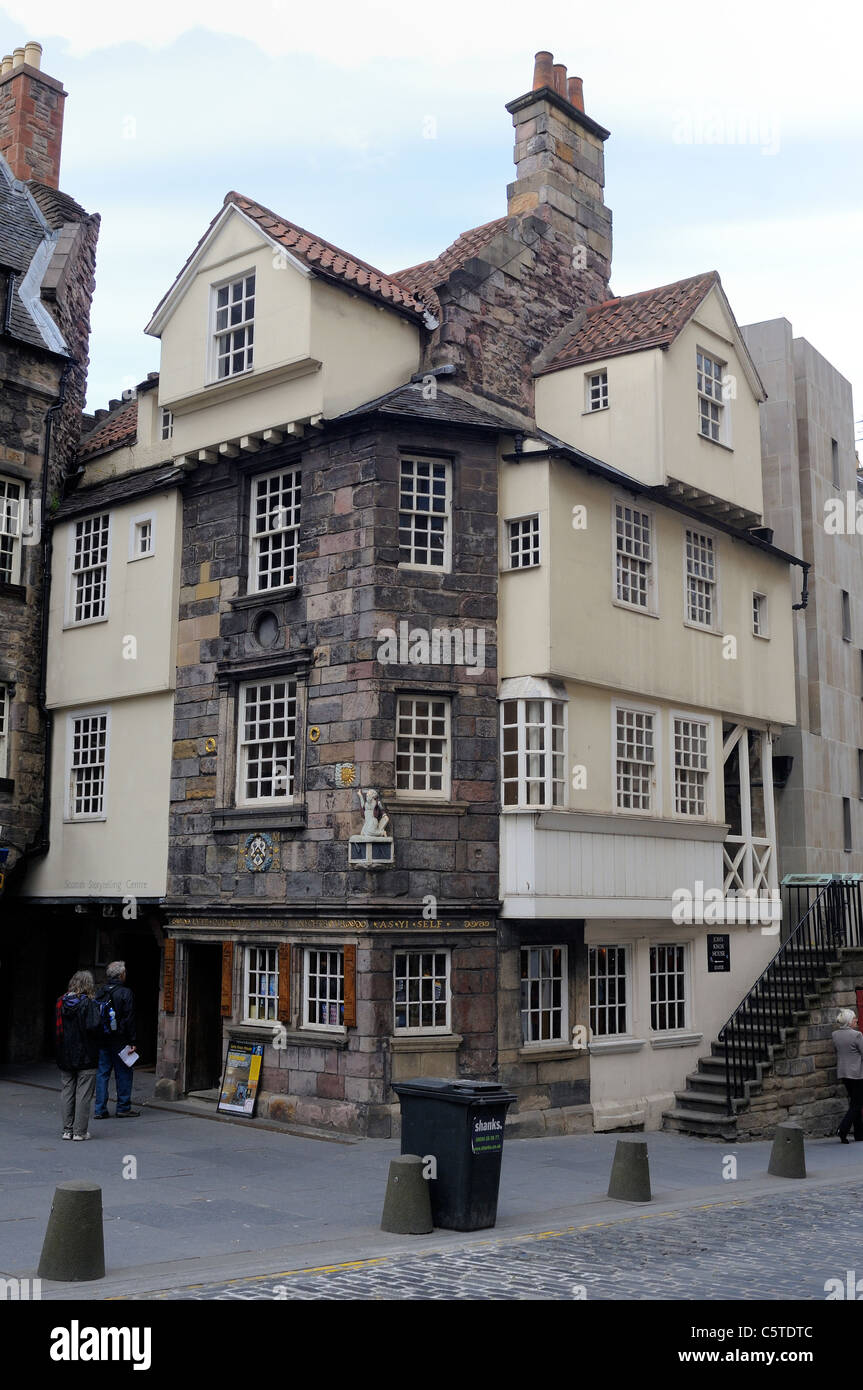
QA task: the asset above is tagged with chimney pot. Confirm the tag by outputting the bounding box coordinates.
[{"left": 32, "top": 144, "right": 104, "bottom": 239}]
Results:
[
  {"left": 23, "top": 41, "right": 42, "bottom": 69},
  {"left": 11, "top": 47, "right": 24, "bottom": 68},
  {"left": 567, "top": 75, "right": 584, "bottom": 111},
  {"left": 0, "top": 56, "right": 12, "bottom": 77},
  {"left": 532, "top": 51, "right": 554, "bottom": 90},
  {"left": 552, "top": 63, "right": 567, "bottom": 97}
]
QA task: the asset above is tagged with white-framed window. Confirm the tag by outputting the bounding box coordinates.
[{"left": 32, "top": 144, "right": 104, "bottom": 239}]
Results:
[
  {"left": 613, "top": 500, "right": 655, "bottom": 611},
  {"left": 128, "top": 514, "right": 155, "bottom": 561},
  {"left": 615, "top": 704, "right": 656, "bottom": 813},
  {"left": 650, "top": 943, "right": 687, "bottom": 1031},
  {"left": 212, "top": 271, "right": 255, "bottom": 380},
  {"left": 0, "top": 476, "right": 23, "bottom": 585},
  {"left": 586, "top": 369, "right": 609, "bottom": 411},
  {"left": 589, "top": 945, "right": 629, "bottom": 1037},
  {"left": 0, "top": 684, "right": 9, "bottom": 779},
  {"left": 395, "top": 696, "right": 451, "bottom": 798},
  {"left": 507, "top": 515, "right": 541, "bottom": 569},
  {"left": 249, "top": 468, "right": 301, "bottom": 593},
  {"left": 67, "top": 711, "right": 108, "bottom": 820},
  {"left": 244, "top": 946, "right": 278, "bottom": 1022},
  {"left": 501, "top": 698, "right": 566, "bottom": 808},
  {"left": 303, "top": 948, "right": 344, "bottom": 1030},
  {"left": 697, "top": 349, "right": 725, "bottom": 442},
  {"left": 398, "top": 456, "right": 451, "bottom": 570},
  {"left": 673, "top": 715, "right": 710, "bottom": 818},
  {"left": 752, "top": 591, "right": 769, "bottom": 638},
  {"left": 520, "top": 946, "right": 568, "bottom": 1044},
  {"left": 160, "top": 407, "right": 173, "bottom": 441},
  {"left": 394, "top": 950, "right": 450, "bottom": 1032},
  {"left": 236, "top": 679, "right": 297, "bottom": 805},
  {"left": 68, "top": 513, "right": 110, "bottom": 625},
  {"left": 684, "top": 528, "right": 717, "bottom": 629}
]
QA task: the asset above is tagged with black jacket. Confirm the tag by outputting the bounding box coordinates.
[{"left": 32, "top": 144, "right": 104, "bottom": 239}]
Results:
[
  {"left": 96, "top": 982, "right": 136, "bottom": 1047},
  {"left": 55, "top": 992, "right": 102, "bottom": 1071}
]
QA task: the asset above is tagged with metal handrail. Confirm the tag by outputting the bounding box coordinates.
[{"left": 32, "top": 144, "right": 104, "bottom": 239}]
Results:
[{"left": 717, "top": 880, "right": 862, "bottom": 1114}]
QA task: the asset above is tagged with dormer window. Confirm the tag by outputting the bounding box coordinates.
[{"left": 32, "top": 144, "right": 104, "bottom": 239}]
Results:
[
  {"left": 586, "top": 369, "right": 608, "bottom": 411},
  {"left": 212, "top": 272, "right": 255, "bottom": 380},
  {"left": 696, "top": 349, "right": 725, "bottom": 442}
]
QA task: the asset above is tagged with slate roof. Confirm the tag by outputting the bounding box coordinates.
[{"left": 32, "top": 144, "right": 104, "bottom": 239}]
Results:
[
  {"left": 78, "top": 397, "right": 139, "bottom": 460},
  {"left": 334, "top": 379, "right": 520, "bottom": 431},
  {"left": 149, "top": 192, "right": 438, "bottom": 329},
  {"left": 0, "top": 159, "right": 64, "bottom": 351},
  {"left": 534, "top": 271, "right": 720, "bottom": 374},
  {"left": 26, "top": 182, "right": 89, "bottom": 230},
  {"left": 56, "top": 460, "right": 183, "bottom": 520},
  {"left": 392, "top": 218, "right": 508, "bottom": 313}
]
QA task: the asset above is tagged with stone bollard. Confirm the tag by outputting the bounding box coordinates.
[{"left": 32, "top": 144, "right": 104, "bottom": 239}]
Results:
[
  {"left": 37, "top": 1181, "right": 105, "bottom": 1281},
  {"left": 767, "top": 1121, "right": 806, "bottom": 1179},
  {"left": 381, "top": 1154, "right": 433, "bottom": 1234},
  {"left": 607, "top": 1137, "right": 652, "bottom": 1203}
]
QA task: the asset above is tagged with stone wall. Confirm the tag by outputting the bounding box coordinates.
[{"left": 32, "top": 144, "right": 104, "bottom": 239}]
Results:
[{"left": 735, "top": 948, "right": 863, "bottom": 1139}]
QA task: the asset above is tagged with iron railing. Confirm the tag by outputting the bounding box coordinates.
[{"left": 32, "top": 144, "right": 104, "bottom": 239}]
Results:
[{"left": 718, "top": 878, "right": 863, "bottom": 1114}]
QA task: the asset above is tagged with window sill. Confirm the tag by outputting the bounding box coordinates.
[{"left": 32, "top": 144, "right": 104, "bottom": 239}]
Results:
[
  {"left": 518, "top": 1043, "right": 575, "bottom": 1061},
  {"left": 0, "top": 583, "right": 25, "bottom": 602},
  {"left": 650, "top": 1032, "right": 703, "bottom": 1050},
  {"left": 229, "top": 1021, "right": 285, "bottom": 1040},
  {"left": 62, "top": 617, "right": 108, "bottom": 632},
  {"left": 292, "top": 1028, "right": 349, "bottom": 1047},
  {"left": 230, "top": 586, "right": 300, "bottom": 610},
  {"left": 753, "top": 632, "right": 771, "bottom": 641},
  {"left": 589, "top": 1037, "right": 646, "bottom": 1056},
  {"left": 212, "top": 805, "right": 307, "bottom": 833},
  {"left": 391, "top": 1033, "right": 463, "bottom": 1052},
  {"left": 696, "top": 434, "right": 734, "bottom": 453},
  {"left": 581, "top": 406, "right": 609, "bottom": 415},
  {"left": 611, "top": 600, "right": 659, "bottom": 619},
  {"left": 392, "top": 800, "right": 466, "bottom": 815},
  {"left": 683, "top": 621, "right": 722, "bottom": 637}
]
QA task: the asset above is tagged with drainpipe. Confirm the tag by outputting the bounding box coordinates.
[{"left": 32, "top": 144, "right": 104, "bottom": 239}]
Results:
[{"left": 792, "top": 562, "right": 809, "bottom": 611}]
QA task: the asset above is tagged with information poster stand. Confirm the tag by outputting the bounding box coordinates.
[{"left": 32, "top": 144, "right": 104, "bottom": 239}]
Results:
[{"left": 217, "top": 1039, "right": 265, "bottom": 1117}]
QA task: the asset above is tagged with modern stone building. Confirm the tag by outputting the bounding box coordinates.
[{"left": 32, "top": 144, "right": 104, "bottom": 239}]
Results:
[
  {"left": 0, "top": 41, "right": 99, "bottom": 1060},
  {"left": 742, "top": 319, "right": 863, "bottom": 876}
]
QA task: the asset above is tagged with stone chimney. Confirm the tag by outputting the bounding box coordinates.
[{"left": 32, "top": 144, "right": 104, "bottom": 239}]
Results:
[
  {"left": 506, "top": 51, "right": 612, "bottom": 283},
  {"left": 0, "top": 41, "right": 67, "bottom": 188}
]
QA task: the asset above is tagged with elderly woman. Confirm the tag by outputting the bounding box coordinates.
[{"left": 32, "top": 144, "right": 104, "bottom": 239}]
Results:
[
  {"left": 833, "top": 1007, "right": 863, "bottom": 1143},
  {"left": 55, "top": 970, "right": 102, "bottom": 1141}
]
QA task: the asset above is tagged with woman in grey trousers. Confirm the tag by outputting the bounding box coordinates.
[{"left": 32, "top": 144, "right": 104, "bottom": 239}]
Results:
[
  {"left": 55, "top": 970, "right": 103, "bottom": 1141},
  {"left": 833, "top": 1007, "right": 863, "bottom": 1143}
]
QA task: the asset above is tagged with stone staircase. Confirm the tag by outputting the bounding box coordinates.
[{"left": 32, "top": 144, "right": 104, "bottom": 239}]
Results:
[{"left": 663, "top": 880, "right": 863, "bottom": 1141}]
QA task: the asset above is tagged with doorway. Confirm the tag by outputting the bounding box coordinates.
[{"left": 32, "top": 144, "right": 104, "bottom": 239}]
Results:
[{"left": 185, "top": 944, "right": 224, "bottom": 1094}]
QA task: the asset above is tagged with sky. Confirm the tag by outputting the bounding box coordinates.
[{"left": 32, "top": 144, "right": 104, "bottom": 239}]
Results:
[{"left": 4, "top": 0, "right": 862, "bottom": 435}]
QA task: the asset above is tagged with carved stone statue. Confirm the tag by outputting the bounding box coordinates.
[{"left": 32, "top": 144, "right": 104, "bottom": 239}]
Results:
[{"left": 357, "top": 788, "right": 390, "bottom": 839}]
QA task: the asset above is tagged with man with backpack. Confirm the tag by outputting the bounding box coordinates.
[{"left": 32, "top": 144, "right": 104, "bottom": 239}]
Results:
[
  {"left": 94, "top": 960, "right": 140, "bottom": 1118},
  {"left": 55, "top": 970, "right": 103, "bottom": 1140}
]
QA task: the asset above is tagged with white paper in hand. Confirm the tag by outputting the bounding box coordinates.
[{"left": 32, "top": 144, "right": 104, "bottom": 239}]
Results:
[{"left": 118, "top": 1046, "right": 139, "bottom": 1067}]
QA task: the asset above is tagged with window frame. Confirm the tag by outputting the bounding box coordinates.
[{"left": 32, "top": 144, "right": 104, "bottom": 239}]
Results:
[
  {"left": 0, "top": 474, "right": 23, "bottom": 586},
  {"left": 243, "top": 945, "right": 279, "bottom": 1024},
  {"left": 160, "top": 407, "right": 174, "bottom": 442},
  {"left": 504, "top": 513, "right": 541, "bottom": 571},
  {"left": 128, "top": 512, "right": 156, "bottom": 562},
  {"left": 208, "top": 268, "right": 256, "bottom": 383},
  {"left": 0, "top": 684, "right": 9, "bottom": 780},
  {"left": 752, "top": 591, "right": 769, "bottom": 639},
  {"left": 649, "top": 941, "right": 690, "bottom": 1034},
  {"left": 585, "top": 368, "right": 609, "bottom": 412},
  {"left": 64, "top": 707, "right": 110, "bottom": 823},
  {"left": 520, "top": 944, "right": 569, "bottom": 1046},
  {"left": 612, "top": 700, "right": 660, "bottom": 816},
  {"left": 683, "top": 526, "right": 720, "bottom": 632},
  {"left": 397, "top": 454, "right": 452, "bottom": 573},
  {"left": 302, "top": 947, "right": 346, "bottom": 1033},
  {"left": 670, "top": 710, "right": 714, "bottom": 821},
  {"left": 393, "top": 949, "right": 452, "bottom": 1035},
  {"left": 248, "top": 466, "right": 302, "bottom": 595},
  {"left": 235, "top": 677, "right": 299, "bottom": 808},
  {"left": 501, "top": 696, "right": 567, "bottom": 810},
  {"left": 612, "top": 497, "right": 658, "bottom": 616},
  {"left": 842, "top": 589, "right": 852, "bottom": 643},
  {"left": 394, "top": 694, "right": 452, "bottom": 801},
  {"left": 65, "top": 512, "right": 111, "bottom": 628},
  {"left": 588, "top": 943, "right": 631, "bottom": 1039},
  {"left": 696, "top": 347, "right": 728, "bottom": 445}
]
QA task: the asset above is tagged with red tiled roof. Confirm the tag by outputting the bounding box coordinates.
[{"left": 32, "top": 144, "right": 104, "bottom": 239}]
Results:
[
  {"left": 149, "top": 192, "right": 437, "bottom": 328},
  {"left": 392, "top": 218, "right": 508, "bottom": 308},
  {"left": 78, "top": 398, "right": 138, "bottom": 460},
  {"left": 535, "top": 271, "right": 720, "bottom": 375}
]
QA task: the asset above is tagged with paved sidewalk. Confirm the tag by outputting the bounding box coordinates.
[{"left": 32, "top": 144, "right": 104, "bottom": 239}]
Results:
[{"left": 2, "top": 1067, "right": 862, "bottom": 1301}]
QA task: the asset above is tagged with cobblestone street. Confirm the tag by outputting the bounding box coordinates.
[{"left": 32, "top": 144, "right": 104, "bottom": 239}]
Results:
[{"left": 134, "top": 1177, "right": 862, "bottom": 1301}]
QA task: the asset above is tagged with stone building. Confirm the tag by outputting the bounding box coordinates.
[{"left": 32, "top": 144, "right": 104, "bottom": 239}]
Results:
[
  {"left": 742, "top": 319, "right": 863, "bottom": 875},
  {"left": 0, "top": 41, "right": 99, "bottom": 1060}
]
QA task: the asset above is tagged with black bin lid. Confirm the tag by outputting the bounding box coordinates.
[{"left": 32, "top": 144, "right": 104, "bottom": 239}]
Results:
[{"left": 393, "top": 1078, "right": 517, "bottom": 1107}]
